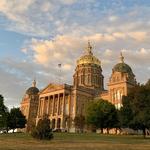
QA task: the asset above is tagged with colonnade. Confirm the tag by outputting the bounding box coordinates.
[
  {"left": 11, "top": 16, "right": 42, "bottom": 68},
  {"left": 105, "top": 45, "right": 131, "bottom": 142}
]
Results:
[{"left": 37, "top": 92, "right": 70, "bottom": 129}]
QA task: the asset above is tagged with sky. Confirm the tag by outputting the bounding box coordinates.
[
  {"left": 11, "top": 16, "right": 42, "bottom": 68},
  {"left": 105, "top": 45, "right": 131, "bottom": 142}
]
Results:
[{"left": 0, "top": 0, "right": 150, "bottom": 108}]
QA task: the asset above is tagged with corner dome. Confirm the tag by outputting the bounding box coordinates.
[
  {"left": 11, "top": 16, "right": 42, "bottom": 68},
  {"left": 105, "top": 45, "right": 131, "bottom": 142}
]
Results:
[
  {"left": 77, "top": 41, "right": 101, "bottom": 66},
  {"left": 26, "top": 80, "right": 39, "bottom": 95},
  {"left": 113, "top": 63, "right": 133, "bottom": 74},
  {"left": 26, "top": 87, "right": 39, "bottom": 95},
  {"left": 112, "top": 52, "right": 134, "bottom": 74}
]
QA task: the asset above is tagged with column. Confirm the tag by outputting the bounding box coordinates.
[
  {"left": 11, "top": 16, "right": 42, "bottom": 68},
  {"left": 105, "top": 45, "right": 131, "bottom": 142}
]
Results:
[
  {"left": 47, "top": 96, "right": 50, "bottom": 115},
  {"left": 57, "top": 94, "right": 60, "bottom": 115},
  {"left": 61, "top": 93, "right": 65, "bottom": 128},
  {"left": 52, "top": 95, "right": 55, "bottom": 116},
  {"left": 68, "top": 94, "right": 71, "bottom": 116},
  {"left": 41, "top": 98, "right": 44, "bottom": 117}
]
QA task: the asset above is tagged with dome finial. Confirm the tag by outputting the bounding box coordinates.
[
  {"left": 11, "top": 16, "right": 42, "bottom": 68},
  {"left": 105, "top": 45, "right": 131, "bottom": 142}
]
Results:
[
  {"left": 120, "top": 52, "right": 124, "bottom": 63},
  {"left": 32, "top": 79, "right": 36, "bottom": 87},
  {"left": 85, "top": 40, "right": 93, "bottom": 55}
]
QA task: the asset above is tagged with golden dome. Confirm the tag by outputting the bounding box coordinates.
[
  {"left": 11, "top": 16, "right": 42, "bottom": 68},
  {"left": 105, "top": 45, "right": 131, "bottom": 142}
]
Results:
[{"left": 77, "top": 41, "right": 101, "bottom": 66}]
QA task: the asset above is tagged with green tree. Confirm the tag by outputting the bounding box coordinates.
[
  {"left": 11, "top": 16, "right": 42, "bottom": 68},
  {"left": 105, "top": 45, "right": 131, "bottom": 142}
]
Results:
[
  {"left": 74, "top": 115, "right": 85, "bottom": 133},
  {"left": 31, "top": 115, "right": 53, "bottom": 140},
  {"left": 9, "top": 108, "right": 26, "bottom": 132},
  {"left": 120, "top": 81, "right": 150, "bottom": 138},
  {"left": 3, "top": 112, "right": 11, "bottom": 132},
  {"left": 119, "top": 96, "right": 134, "bottom": 128},
  {"left": 0, "top": 95, "right": 9, "bottom": 131},
  {"left": 86, "top": 99, "right": 118, "bottom": 133}
]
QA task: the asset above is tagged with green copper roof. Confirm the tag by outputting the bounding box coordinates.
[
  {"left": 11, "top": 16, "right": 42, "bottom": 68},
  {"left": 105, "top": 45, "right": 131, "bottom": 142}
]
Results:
[
  {"left": 113, "top": 62, "right": 133, "bottom": 74},
  {"left": 26, "top": 87, "right": 39, "bottom": 95}
]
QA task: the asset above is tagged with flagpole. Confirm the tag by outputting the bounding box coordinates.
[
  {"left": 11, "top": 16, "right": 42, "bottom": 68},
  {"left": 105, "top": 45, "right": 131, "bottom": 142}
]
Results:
[{"left": 58, "top": 63, "right": 62, "bottom": 84}]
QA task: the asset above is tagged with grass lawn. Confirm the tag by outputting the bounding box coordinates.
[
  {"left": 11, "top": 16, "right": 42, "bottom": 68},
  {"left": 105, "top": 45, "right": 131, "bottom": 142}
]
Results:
[{"left": 0, "top": 133, "right": 150, "bottom": 150}]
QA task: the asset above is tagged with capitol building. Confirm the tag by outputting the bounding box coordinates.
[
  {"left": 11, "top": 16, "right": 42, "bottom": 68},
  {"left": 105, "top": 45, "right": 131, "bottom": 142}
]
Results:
[{"left": 20, "top": 42, "right": 136, "bottom": 132}]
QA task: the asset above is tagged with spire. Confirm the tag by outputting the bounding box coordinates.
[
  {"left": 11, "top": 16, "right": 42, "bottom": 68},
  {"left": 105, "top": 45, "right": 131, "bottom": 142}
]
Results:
[
  {"left": 32, "top": 79, "right": 36, "bottom": 87},
  {"left": 85, "top": 40, "right": 93, "bottom": 55},
  {"left": 120, "top": 52, "right": 124, "bottom": 63}
]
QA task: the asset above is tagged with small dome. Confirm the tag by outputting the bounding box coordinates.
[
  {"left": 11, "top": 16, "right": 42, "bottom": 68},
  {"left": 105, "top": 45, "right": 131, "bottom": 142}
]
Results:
[
  {"left": 112, "top": 52, "right": 133, "bottom": 74},
  {"left": 26, "top": 79, "right": 39, "bottom": 95},
  {"left": 77, "top": 41, "right": 101, "bottom": 66},
  {"left": 113, "top": 63, "right": 133, "bottom": 74},
  {"left": 26, "top": 87, "right": 39, "bottom": 95}
]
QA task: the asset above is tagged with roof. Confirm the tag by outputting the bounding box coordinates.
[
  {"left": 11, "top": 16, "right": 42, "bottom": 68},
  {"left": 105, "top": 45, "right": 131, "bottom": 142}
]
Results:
[
  {"left": 113, "top": 62, "right": 133, "bottom": 74},
  {"left": 77, "top": 41, "right": 101, "bottom": 66},
  {"left": 26, "top": 87, "right": 39, "bottom": 95}
]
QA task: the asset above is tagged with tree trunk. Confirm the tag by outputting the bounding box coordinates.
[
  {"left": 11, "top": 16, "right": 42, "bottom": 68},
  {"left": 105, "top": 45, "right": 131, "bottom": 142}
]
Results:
[
  {"left": 143, "top": 128, "right": 146, "bottom": 139},
  {"left": 107, "top": 128, "right": 109, "bottom": 134},
  {"left": 101, "top": 128, "right": 103, "bottom": 134},
  {"left": 115, "top": 128, "right": 117, "bottom": 134},
  {"left": 6, "top": 127, "right": 9, "bottom": 133}
]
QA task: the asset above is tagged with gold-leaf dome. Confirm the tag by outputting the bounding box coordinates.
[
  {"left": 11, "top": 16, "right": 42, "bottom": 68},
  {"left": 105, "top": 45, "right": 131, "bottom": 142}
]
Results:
[{"left": 77, "top": 41, "right": 101, "bottom": 66}]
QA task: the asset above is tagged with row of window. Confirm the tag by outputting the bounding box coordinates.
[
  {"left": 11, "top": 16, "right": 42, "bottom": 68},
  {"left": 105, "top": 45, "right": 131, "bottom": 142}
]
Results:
[
  {"left": 78, "top": 75, "right": 102, "bottom": 85},
  {"left": 78, "top": 68, "right": 101, "bottom": 74}
]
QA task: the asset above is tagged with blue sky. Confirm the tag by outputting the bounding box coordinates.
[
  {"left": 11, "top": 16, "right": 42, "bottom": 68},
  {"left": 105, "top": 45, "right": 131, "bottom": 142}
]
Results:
[{"left": 0, "top": 0, "right": 150, "bottom": 108}]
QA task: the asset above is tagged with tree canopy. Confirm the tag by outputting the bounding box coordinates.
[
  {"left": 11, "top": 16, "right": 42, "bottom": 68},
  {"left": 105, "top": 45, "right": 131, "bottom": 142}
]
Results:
[
  {"left": 9, "top": 108, "right": 26, "bottom": 132},
  {"left": 31, "top": 115, "right": 53, "bottom": 140},
  {"left": 86, "top": 99, "right": 118, "bottom": 133},
  {"left": 0, "top": 95, "right": 9, "bottom": 131},
  {"left": 120, "top": 80, "right": 150, "bottom": 138}
]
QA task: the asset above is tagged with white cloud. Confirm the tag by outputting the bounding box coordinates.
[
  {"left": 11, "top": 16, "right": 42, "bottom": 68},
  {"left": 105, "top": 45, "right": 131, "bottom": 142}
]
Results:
[
  {"left": 58, "top": 0, "right": 78, "bottom": 5},
  {"left": 21, "top": 48, "right": 28, "bottom": 54},
  {"left": 0, "top": 0, "right": 149, "bottom": 38},
  {"left": 40, "top": 1, "right": 53, "bottom": 12},
  {"left": 127, "top": 32, "right": 147, "bottom": 41},
  {"left": 109, "top": 16, "right": 118, "bottom": 22},
  {"left": 0, "top": 0, "right": 34, "bottom": 21}
]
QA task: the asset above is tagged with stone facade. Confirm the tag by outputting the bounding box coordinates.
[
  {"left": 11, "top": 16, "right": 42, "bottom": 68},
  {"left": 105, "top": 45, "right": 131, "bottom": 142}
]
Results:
[
  {"left": 20, "top": 42, "right": 136, "bottom": 132},
  {"left": 20, "top": 80, "right": 39, "bottom": 132},
  {"left": 100, "top": 52, "right": 136, "bottom": 109}
]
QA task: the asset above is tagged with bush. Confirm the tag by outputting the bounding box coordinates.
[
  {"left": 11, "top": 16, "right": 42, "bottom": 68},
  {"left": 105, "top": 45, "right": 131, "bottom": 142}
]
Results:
[{"left": 31, "top": 116, "right": 53, "bottom": 140}]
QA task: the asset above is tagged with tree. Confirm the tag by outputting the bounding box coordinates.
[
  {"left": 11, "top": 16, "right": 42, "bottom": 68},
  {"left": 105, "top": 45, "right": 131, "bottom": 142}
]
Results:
[
  {"left": 74, "top": 115, "right": 85, "bottom": 133},
  {"left": 31, "top": 115, "right": 53, "bottom": 140},
  {"left": 119, "top": 96, "right": 134, "bottom": 128},
  {"left": 64, "top": 115, "right": 72, "bottom": 131},
  {"left": 9, "top": 108, "right": 26, "bottom": 132},
  {"left": 86, "top": 99, "right": 118, "bottom": 134},
  {"left": 0, "top": 95, "right": 9, "bottom": 131},
  {"left": 2, "top": 112, "right": 11, "bottom": 132},
  {"left": 120, "top": 81, "right": 150, "bottom": 138}
]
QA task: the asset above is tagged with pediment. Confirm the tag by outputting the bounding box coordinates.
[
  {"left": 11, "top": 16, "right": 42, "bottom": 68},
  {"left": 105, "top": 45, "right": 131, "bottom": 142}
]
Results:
[{"left": 39, "top": 83, "right": 64, "bottom": 94}]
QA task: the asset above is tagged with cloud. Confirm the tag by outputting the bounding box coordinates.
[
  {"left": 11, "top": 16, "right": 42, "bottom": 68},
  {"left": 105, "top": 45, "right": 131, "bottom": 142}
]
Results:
[
  {"left": 0, "top": 0, "right": 150, "bottom": 38},
  {"left": 109, "top": 16, "right": 118, "bottom": 22},
  {"left": 0, "top": 0, "right": 34, "bottom": 22},
  {"left": 127, "top": 32, "right": 147, "bottom": 41},
  {"left": 58, "top": 0, "right": 78, "bottom": 5},
  {"left": 23, "top": 31, "right": 150, "bottom": 71}
]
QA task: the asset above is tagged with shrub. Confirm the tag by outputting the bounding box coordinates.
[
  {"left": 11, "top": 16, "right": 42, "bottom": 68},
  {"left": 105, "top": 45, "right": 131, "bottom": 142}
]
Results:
[{"left": 31, "top": 115, "right": 53, "bottom": 140}]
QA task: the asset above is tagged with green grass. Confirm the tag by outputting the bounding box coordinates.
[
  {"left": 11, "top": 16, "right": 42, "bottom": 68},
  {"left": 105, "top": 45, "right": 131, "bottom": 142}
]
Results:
[{"left": 0, "top": 133, "right": 150, "bottom": 150}]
